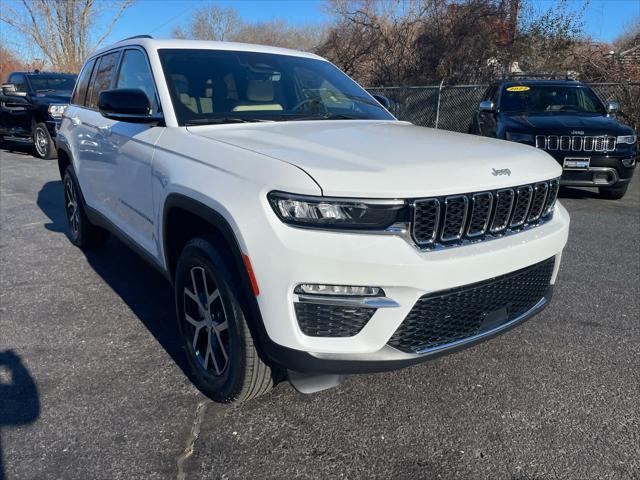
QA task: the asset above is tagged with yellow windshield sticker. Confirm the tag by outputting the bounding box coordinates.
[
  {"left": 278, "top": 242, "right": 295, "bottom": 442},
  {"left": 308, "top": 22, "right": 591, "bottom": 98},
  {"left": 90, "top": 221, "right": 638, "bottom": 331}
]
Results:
[{"left": 506, "top": 86, "right": 530, "bottom": 92}]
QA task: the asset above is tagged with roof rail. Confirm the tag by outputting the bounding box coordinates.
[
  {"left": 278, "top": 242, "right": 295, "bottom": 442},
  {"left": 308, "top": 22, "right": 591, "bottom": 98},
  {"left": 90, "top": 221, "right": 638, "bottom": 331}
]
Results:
[{"left": 119, "top": 34, "right": 153, "bottom": 42}]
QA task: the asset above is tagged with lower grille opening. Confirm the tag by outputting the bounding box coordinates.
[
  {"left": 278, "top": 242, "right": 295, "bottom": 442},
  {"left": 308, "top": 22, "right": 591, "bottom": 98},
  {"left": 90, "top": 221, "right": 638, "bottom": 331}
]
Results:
[
  {"left": 388, "top": 257, "right": 555, "bottom": 353},
  {"left": 295, "top": 303, "right": 375, "bottom": 337}
]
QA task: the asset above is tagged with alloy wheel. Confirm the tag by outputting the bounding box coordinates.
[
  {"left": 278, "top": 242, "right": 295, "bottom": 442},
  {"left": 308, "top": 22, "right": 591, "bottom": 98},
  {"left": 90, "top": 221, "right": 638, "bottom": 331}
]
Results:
[
  {"left": 64, "top": 177, "right": 80, "bottom": 239},
  {"left": 183, "top": 266, "right": 230, "bottom": 377},
  {"left": 35, "top": 127, "right": 49, "bottom": 157}
]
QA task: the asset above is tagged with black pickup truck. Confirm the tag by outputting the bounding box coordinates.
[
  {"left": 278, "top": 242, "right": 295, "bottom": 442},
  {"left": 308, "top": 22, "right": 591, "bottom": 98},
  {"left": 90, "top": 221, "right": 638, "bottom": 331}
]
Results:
[
  {"left": 470, "top": 76, "right": 637, "bottom": 199},
  {"left": 0, "top": 71, "right": 77, "bottom": 159}
]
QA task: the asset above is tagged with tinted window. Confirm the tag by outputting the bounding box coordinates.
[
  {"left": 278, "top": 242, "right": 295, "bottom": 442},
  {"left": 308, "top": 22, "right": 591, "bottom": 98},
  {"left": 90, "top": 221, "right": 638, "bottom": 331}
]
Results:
[
  {"left": 159, "top": 49, "right": 394, "bottom": 125},
  {"left": 87, "top": 51, "right": 120, "bottom": 109},
  {"left": 115, "top": 49, "right": 159, "bottom": 112},
  {"left": 28, "top": 74, "right": 76, "bottom": 92},
  {"left": 9, "top": 74, "right": 27, "bottom": 92},
  {"left": 71, "top": 59, "right": 95, "bottom": 106},
  {"left": 501, "top": 85, "right": 605, "bottom": 114}
]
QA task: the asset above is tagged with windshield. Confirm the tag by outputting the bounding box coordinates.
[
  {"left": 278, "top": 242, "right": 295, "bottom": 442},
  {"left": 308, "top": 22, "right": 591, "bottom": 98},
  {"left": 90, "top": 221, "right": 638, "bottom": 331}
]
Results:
[
  {"left": 27, "top": 75, "right": 77, "bottom": 92},
  {"left": 158, "top": 49, "right": 394, "bottom": 125},
  {"left": 501, "top": 85, "right": 606, "bottom": 115}
]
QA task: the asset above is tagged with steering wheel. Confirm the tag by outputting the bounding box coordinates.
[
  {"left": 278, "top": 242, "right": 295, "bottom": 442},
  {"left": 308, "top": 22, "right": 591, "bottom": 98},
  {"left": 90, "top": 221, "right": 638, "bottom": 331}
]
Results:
[{"left": 291, "top": 97, "right": 327, "bottom": 115}]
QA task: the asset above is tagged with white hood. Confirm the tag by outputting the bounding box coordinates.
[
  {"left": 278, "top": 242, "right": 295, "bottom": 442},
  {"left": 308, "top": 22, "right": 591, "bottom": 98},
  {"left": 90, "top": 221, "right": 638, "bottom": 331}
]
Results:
[{"left": 188, "top": 120, "right": 562, "bottom": 198}]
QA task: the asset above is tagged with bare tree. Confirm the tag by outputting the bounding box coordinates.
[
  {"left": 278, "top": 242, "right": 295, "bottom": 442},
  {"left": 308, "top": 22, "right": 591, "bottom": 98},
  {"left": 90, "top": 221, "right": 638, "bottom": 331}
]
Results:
[
  {"left": 0, "top": 0, "right": 134, "bottom": 72},
  {"left": 172, "top": 5, "right": 241, "bottom": 41},
  {"left": 171, "top": 4, "right": 327, "bottom": 51},
  {"left": 0, "top": 46, "right": 27, "bottom": 82},
  {"left": 234, "top": 20, "right": 327, "bottom": 51}
]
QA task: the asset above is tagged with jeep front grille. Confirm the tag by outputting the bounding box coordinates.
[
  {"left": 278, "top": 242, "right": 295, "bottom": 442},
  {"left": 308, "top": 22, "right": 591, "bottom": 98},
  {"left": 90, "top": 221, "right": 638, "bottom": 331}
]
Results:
[
  {"left": 535, "top": 135, "right": 616, "bottom": 152},
  {"left": 411, "top": 178, "right": 559, "bottom": 249}
]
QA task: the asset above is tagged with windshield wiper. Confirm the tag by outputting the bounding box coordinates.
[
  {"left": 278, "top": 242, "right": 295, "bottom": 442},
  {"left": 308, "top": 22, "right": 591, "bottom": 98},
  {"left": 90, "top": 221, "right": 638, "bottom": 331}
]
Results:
[
  {"left": 289, "top": 113, "right": 370, "bottom": 121},
  {"left": 185, "top": 117, "right": 274, "bottom": 126}
]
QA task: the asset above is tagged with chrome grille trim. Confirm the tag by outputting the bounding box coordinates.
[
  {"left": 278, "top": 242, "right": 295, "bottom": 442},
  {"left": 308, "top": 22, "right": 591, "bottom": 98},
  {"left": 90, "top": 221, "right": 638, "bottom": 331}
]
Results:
[
  {"left": 527, "top": 182, "right": 549, "bottom": 222},
  {"left": 412, "top": 198, "right": 440, "bottom": 246},
  {"left": 536, "top": 134, "right": 616, "bottom": 152},
  {"left": 490, "top": 188, "right": 515, "bottom": 233},
  {"left": 510, "top": 185, "right": 534, "bottom": 227},
  {"left": 467, "top": 192, "right": 494, "bottom": 237},
  {"left": 410, "top": 178, "right": 559, "bottom": 250},
  {"left": 441, "top": 195, "right": 469, "bottom": 241}
]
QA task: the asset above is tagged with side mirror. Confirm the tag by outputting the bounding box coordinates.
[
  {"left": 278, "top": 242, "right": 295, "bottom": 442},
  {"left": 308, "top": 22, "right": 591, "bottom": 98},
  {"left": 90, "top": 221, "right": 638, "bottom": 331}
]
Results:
[
  {"left": 1, "top": 84, "right": 27, "bottom": 97},
  {"left": 479, "top": 100, "right": 495, "bottom": 112},
  {"left": 98, "top": 88, "right": 162, "bottom": 123},
  {"left": 606, "top": 100, "right": 619, "bottom": 114},
  {"left": 372, "top": 94, "right": 391, "bottom": 110}
]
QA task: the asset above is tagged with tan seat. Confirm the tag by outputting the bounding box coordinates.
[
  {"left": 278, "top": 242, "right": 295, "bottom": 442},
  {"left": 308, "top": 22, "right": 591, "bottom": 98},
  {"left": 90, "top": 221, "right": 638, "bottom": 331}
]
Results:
[{"left": 233, "top": 80, "right": 282, "bottom": 112}]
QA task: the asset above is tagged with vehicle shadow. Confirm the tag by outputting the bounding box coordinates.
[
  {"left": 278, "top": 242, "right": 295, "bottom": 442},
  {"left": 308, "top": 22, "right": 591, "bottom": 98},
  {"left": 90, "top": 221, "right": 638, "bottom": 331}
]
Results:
[
  {"left": 0, "top": 350, "right": 41, "bottom": 480},
  {"left": 36, "top": 180, "right": 191, "bottom": 380}
]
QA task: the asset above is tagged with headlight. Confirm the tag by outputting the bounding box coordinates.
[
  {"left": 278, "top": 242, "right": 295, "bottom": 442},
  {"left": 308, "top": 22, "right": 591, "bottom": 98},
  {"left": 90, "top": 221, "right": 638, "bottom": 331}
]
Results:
[
  {"left": 505, "top": 131, "right": 534, "bottom": 143},
  {"left": 268, "top": 191, "right": 406, "bottom": 230},
  {"left": 617, "top": 134, "right": 637, "bottom": 145},
  {"left": 48, "top": 104, "right": 68, "bottom": 118}
]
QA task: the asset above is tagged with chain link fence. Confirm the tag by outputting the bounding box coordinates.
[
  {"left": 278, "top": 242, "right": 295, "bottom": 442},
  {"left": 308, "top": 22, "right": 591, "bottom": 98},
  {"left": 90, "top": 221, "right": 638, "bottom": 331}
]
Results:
[{"left": 368, "top": 83, "right": 640, "bottom": 133}]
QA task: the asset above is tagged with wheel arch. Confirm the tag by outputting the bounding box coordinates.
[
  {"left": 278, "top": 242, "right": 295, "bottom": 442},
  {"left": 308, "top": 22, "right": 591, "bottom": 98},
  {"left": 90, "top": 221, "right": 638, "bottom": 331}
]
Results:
[
  {"left": 162, "top": 194, "right": 276, "bottom": 365},
  {"left": 57, "top": 145, "right": 72, "bottom": 180}
]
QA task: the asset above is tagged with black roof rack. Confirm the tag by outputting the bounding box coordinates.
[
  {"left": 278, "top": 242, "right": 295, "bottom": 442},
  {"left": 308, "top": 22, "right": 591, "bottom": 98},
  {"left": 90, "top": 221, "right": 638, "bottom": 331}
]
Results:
[
  {"left": 501, "top": 72, "right": 578, "bottom": 81},
  {"left": 119, "top": 34, "right": 153, "bottom": 42}
]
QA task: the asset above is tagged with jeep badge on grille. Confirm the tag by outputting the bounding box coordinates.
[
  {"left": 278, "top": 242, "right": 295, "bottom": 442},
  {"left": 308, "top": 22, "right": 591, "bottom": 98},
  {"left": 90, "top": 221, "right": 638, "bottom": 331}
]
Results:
[{"left": 492, "top": 168, "right": 511, "bottom": 176}]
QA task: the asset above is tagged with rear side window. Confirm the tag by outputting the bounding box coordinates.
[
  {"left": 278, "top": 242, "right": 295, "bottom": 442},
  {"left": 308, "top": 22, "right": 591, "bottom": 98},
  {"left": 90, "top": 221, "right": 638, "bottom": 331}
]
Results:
[
  {"left": 86, "top": 51, "right": 120, "bottom": 109},
  {"left": 115, "top": 49, "right": 159, "bottom": 112},
  {"left": 71, "top": 59, "right": 96, "bottom": 106}
]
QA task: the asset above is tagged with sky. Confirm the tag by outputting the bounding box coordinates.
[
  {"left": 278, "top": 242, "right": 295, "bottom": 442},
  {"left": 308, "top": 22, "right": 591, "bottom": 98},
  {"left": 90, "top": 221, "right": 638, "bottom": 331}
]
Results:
[
  {"left": 2, "top": 0, "right": 638, "bottom": 57},
  {"left": 102, "top": 0, "right": 640, "bottom": 45}
]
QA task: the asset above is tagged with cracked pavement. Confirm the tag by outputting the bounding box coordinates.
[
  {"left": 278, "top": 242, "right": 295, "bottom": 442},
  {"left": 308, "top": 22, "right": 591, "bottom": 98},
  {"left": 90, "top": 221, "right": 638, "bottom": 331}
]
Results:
[{"left": 1, "top": 147, "right": 639, "bottom": 479}]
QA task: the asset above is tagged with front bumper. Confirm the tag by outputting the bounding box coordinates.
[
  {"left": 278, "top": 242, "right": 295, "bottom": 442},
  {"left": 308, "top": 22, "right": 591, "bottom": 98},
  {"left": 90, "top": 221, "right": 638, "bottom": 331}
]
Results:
[
  {"left": 248, "top": 200, "right": 570, "bottom": 373},
  {"left": 547, "top": 151, "right": 637, "bottom": 187}
]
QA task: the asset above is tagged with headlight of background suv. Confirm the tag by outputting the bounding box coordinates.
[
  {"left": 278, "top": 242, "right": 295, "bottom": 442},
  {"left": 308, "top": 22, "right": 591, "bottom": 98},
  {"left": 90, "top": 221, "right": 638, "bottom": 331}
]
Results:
[
  {"left": 268, "top": 191, "right": 407, "bottom": 230},
  {"left": 617, "top": 134, "right": 637, "bottom": 145},
  {"left": 48, "top": 104, "right": 68, "bottom": 119},
  {"left": 505, "top": 131, "right": 534, "bottom": 143}
]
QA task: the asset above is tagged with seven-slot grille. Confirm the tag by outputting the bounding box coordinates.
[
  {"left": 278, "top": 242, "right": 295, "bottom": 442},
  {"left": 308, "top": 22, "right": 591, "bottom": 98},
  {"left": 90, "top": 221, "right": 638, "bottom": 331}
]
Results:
[
  {"left": 412, "top": 178, "right": 559, "bottom": 248},
  {"left": 535, "top": 135, "right": 616, "bottom": 152}
]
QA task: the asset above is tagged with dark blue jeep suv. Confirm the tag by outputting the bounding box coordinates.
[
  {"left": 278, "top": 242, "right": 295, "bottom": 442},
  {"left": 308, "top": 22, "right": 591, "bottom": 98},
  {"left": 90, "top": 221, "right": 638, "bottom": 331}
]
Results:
[{"left": 470, "top": 77, "right": 637, "bottom": 199}]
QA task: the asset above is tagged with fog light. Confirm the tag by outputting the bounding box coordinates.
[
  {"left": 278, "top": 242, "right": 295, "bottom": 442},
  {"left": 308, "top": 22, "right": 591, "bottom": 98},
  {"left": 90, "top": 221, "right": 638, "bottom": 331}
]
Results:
[
  {"left": 622, "top": 156, "right": 636, "bottom": 168},
  {"left": 294, "top": 284, "right": 383, "bottom": 296}
]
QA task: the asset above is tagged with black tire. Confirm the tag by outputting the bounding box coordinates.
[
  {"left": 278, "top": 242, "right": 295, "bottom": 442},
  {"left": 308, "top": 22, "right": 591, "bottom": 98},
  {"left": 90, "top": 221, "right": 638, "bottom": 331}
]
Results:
[
  {"left": 33, "top": 122, "right": 57, "bottom": 159},
  {"left": 599, "top": 183, "right": 629, "bottom": 200},
  {"left": 63, "top": 166, "right": 110, "bottom": 248},
  {"left": 175, "top": 236, "right": 274, "bottom": 403}
]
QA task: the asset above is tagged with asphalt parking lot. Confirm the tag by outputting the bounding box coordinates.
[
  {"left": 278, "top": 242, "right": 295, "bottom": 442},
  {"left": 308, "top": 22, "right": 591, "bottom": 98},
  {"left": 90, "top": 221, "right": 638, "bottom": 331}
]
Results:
[{"left": 1, "top": 146, "right": 639, "bottom": 480}]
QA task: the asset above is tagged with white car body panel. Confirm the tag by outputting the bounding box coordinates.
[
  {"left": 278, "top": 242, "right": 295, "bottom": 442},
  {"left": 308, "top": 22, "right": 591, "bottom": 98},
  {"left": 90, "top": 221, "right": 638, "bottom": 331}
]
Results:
[
  {"left": 187, "top": 120, "right": 562, "bottom": 197},
  {"left": 58, "top": 38, "right": 570, "bottom": 366}
]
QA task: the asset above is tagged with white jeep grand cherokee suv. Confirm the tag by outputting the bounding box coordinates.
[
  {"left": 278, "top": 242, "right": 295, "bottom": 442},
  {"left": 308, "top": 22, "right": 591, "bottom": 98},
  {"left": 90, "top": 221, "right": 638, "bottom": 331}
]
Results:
[{"left": 57, "top": 36, "right": 569, "bottom": 403}]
